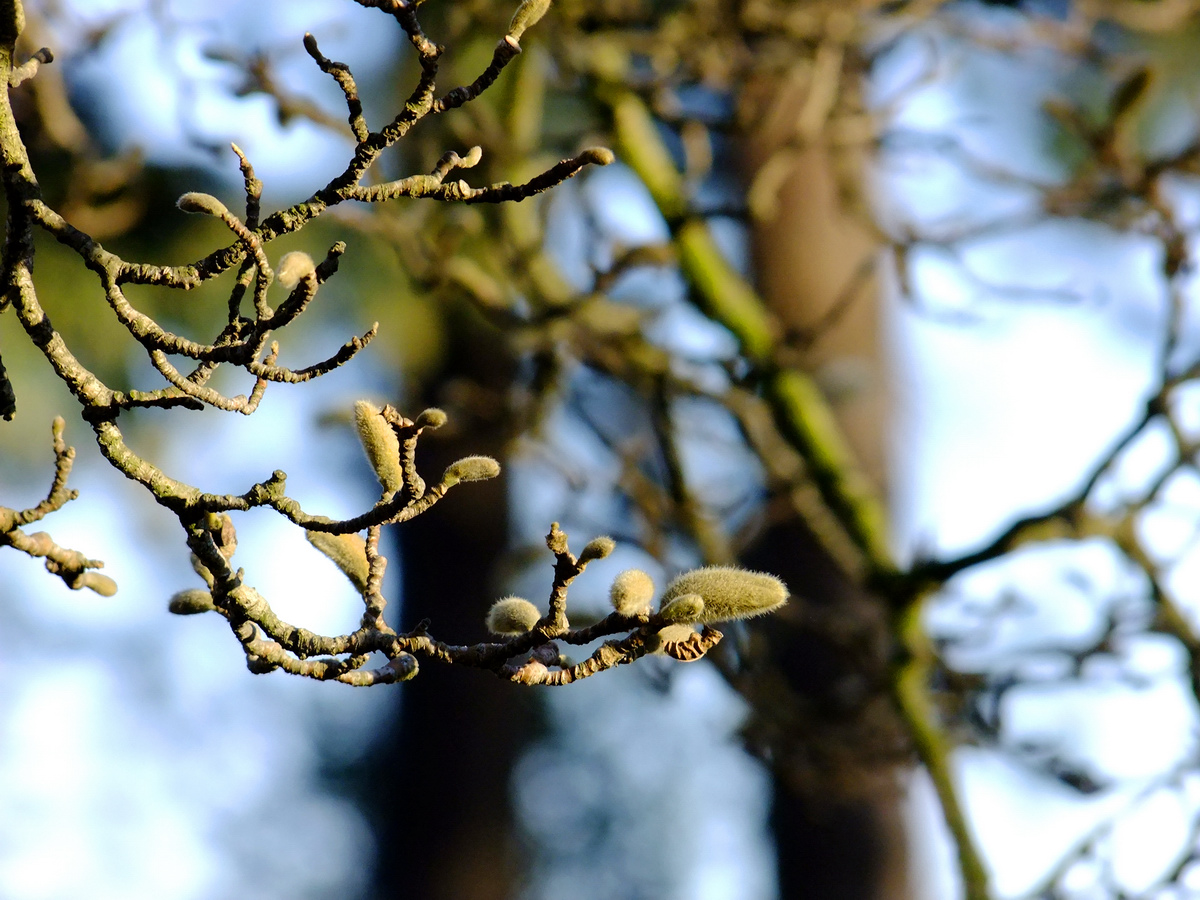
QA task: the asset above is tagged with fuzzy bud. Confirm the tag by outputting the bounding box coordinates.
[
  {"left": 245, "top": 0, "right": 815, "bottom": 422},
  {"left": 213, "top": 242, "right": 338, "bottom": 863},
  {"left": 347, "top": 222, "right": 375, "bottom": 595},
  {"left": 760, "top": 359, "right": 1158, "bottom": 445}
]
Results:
[
  {"left": 658, "top": 566, "right": 788, "bottom": 623},
  {"left": 442, "top": 455, "right": 501, "bottom": 486},
  {"left": 577, "top": 535, "right": 615, "bottom": 565},
  {"left": 486, "top": 596, "right": 542, "bottom": 635},
  {"left": 169, "top": 588, "right": 216, "bottom": 615},
  {"left": 609, "top": 568, "right": 654, "bottom": 616},
  {"left": 176, "top": 192, "right": 229, "bottom": 216},
  {"left": 78, "top": 573, "right": 118, "bottom": 597},
  {"left": 277, "top": 251, "right": 316, "bottom": 289},
  {"left": 580, "top": 147, "right": 615, "bottom": 166},
  {"left": 507, "top": 0, "right": 552, "bottom": 40},
  {"left": 354, "top": 400, "right": 404, "bottom": 495},
  {"left": 306, "top": 530, "right": 370, "bottom": 593},
  {"left": 659, "top": 592, "right": 704, "bottom": 623},
  {"left": 415, "top": 407, "right": 448, "bottom": 430}
]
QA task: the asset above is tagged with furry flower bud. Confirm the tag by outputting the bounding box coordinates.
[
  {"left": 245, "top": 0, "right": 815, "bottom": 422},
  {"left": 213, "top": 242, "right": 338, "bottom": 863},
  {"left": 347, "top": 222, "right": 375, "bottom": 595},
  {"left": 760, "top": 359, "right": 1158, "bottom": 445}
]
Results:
[
  {"left": 176, "top": 192, "right": 228, "bottom": 216},
  {"left": 277, "top": 251, "right": 316, "bottom": 289},
  {"left": 486, "top": 596, "right": 541, "bottom": 634},
  {"left": 577, "top": 536, "right": 615, "bottom": 565},
  {"left": 507, "top": 0, "right": 552, "bottom": 40},
  {"left": 610, "top": 568, "right": 654, "bottom": 616},
  {"left": 354, "top": 400, "right": 403, "bottom": 495},
  {"left": 169, "top": 588, "right": 216, "bottom": 615},
  {"left": 415, "top": 408, "right": 448, "bottom": 430},
  {"left": 306, "top": 530, "right": 370, "bottom": 593},
  {"left": 581, "top": 147, "right": 615, "bottom": 166},
  {"left": 77, "top": 573, "right": 118, "bottom": 596},
  {"left": 442, "top": 455, "right": 501, "bottom": 486},
  {"left": 659, "top": 592, "right": 704, "bottom": 623},
  {"left": 658, "top": 566, "right": 788, "bottom": 623}
]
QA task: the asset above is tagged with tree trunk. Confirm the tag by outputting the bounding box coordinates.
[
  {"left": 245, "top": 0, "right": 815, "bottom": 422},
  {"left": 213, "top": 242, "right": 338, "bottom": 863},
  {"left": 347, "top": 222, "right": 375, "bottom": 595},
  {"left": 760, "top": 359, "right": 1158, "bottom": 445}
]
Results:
[
  {"left": 367, "top": 322, "right": 530, "bottom": 900},
  {"left": 738, "top": 61, "right": 911, "bottom": 900}
]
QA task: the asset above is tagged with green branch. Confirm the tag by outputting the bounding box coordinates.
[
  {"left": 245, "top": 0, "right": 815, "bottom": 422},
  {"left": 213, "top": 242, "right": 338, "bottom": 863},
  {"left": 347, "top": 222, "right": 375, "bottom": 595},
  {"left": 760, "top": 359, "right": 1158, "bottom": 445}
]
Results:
[
  {"left": 895, "top": 594, "right": 991, "bottom": 900},
  {"left": 606, "top": 88, "right": 893, "bottom": 577}
]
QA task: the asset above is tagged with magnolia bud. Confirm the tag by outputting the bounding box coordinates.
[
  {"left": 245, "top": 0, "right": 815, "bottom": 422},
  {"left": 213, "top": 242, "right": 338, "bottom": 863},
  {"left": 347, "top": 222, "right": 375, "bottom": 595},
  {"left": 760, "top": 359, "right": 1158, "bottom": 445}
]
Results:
[
  {"left": 577, "top": 536, "right": 615, "bottom": 565},
  {"left": 660, "top": 592, "right": 704, "bottom": 623},
  {"left": 507, "top": 0, "right": 552, "bottom": 40},
  {"left": 169, "top": 588, "right": 216, "bottom": 615},
  {"left": 306, "top": 530, "right": 370, "bottom": 593},
  {"left": 486, "top": 596, "right": 541, "bottom": 634},
  {"left": 610, "top": 568, "right": 654, "bottom": 616},
  {"left": 415, "top": 407, "right": 448, "bottom": 429},
  {"left": 176, "top": 192, "right": 229, "bottom": 216},
  {"left": 658, "top": 566, "right": 788, "bottom": 623},
  {"left": 79, "top": 573, "right": 118, "bottom": 597},
  {"left": 354, "top": 400, "right": 403, "bottom": 495},
  {"left": 442, "top": 455, "right": 501, "bottom": 486},
  {"left": 277, "top": 251, "right": 316, "bottom": 289},
  {"left": 580, "top": 147, "right": 615, "bottom": 166}
]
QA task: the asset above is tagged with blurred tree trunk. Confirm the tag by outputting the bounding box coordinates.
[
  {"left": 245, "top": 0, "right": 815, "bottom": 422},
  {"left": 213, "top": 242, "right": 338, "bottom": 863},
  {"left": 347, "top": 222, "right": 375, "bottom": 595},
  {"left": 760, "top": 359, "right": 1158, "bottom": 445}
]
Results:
[
  {"left": 370, "top": 316, "right": 529, "bottom": 900},
  {"left": 738, "top": 56, "right": 911, "bottom": 900}
]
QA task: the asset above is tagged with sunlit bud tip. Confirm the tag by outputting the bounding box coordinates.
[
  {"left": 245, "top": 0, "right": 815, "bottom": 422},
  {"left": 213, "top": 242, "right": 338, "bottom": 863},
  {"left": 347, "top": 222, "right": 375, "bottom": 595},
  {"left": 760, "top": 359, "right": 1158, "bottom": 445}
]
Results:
[
  {"left": 578, "top": 535, "right": 615, "bottom": 564},
  {"left": 443, "top": 455, "right": 501, "bottom": 486},
  {"left": 176, "top": 192, "right": 228, "bottom": 216},
  {"left": 658, "top": 566, "right": 788, "bottom": 623},
  {"left": 353, "top": 400, "right": 403, "bottom": 494},
  {"left": 415, "top": 407, "right": 448, "bottom": 429},
  {"left": 168, "top": 588, "right": 216, "bottom": 615},
  {"left": 277, "top": 251, "right": 316, "bottom": 289},
  {"left": 582, "top": 147, "right": 615, "bottom": 166},
  {"left": 486, "top": 596, "right": 541, "bottom": 634},
  {"left": 660, "top": 592, "right": 704, "bottom": 623},
  {"left": 610, "top": 568, "right": 654, "bottom": 616}
]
